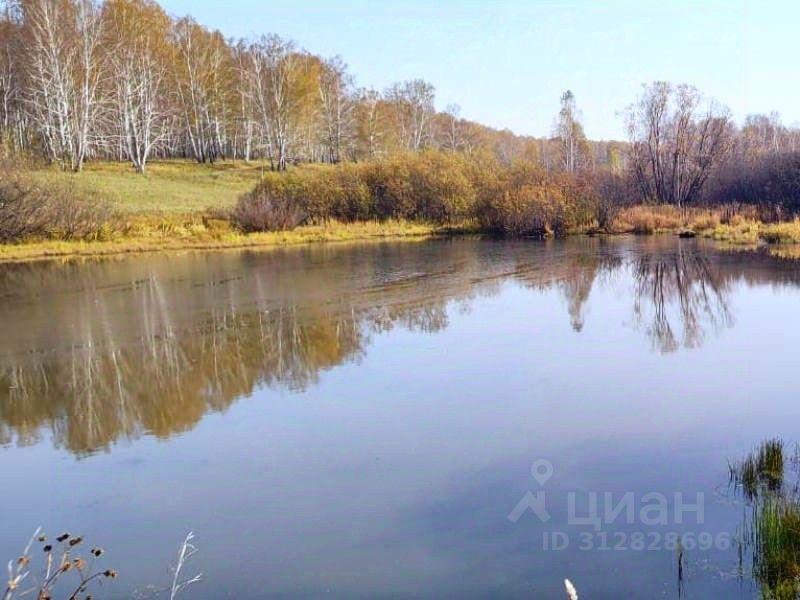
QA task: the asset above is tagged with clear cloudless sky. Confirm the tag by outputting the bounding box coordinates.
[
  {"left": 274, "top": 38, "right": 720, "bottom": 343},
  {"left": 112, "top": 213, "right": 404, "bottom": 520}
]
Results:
[{"left": 157, "top": 0, "right": 800, "bottom": 141}]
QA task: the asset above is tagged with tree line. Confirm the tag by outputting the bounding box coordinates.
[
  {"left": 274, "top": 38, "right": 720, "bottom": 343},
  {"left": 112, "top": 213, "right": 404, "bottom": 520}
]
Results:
[
  {"left": 3, "top": 0, "right": 800, "bottom": 215},
  {"left": 622, "top": 82, "right": 800, "bottom": 211},
  {"left": 0, "top": 0, "right": 622, "bottom": 174}
]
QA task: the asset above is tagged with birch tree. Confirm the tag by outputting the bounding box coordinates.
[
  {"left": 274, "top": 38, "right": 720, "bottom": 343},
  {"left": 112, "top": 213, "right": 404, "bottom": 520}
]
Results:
[
  {"left": 0, "top": 15, "right": 23, "bottom": 149},
  {"left": 555, "top": 90, "right": 587, "bottom": 172},
  {"left": 246, "top": 35, "right": 317, "bottom": 170},
  {"left": 105, "top": 0, "right": 170, "bottom": 173},
  {"left": 354, "top": 87, "right": 382, "bottom": 158},
  {"left": 441, "top": 103, "right": 468, "bottom": 152},
  {"left": 386, "top": 79, "right": 435, "bottom": 151},
  {"left": 231, "top": 40, "right": 257, "bottom": 161},
  {"left": 172, "top": 17, "right": 231, "bottom": 163},
  {"left": 318, "top": 56, "right": 354, "bottom": 163},
  {"left": 23, "top": 0, "right": 106, "bottom": 171}
]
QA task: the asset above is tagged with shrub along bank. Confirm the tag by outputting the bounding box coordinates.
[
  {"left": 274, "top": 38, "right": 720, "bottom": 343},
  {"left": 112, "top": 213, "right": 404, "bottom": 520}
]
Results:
[{"left": 233, "top": 152, "right": 600, "bottom": 236}]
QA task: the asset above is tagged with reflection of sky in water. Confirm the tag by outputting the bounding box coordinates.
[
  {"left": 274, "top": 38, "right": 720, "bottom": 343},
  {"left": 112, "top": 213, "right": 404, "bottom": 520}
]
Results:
[{"left": 1, "top": 238, "right": 800, "bottom": 598}]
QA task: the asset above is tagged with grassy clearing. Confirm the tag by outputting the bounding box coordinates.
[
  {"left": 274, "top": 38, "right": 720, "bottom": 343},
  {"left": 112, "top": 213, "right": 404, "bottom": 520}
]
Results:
[
  {"left": 3, "top": 159, "right": 472, "bottom": 262},
  {"left": 31, "top": 160, "right": 268, "bottom": 213},
  {"left": 0, "top": 218, "right": 471, "bottom": 263}
]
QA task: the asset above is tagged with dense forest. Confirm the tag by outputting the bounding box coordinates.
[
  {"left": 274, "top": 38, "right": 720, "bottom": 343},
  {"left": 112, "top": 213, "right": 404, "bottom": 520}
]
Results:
[
  {"left": 0, "top": 0, "right": 624, "bottom": 172},
  {"left": 2, "top": 0, "right": 800, "bottom": 243}
]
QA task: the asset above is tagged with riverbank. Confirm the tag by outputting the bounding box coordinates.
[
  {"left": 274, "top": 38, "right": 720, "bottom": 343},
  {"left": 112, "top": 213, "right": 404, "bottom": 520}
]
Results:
[
  {"left": 1, "top": 160, "right": 478, "bottom": 262},
  {"left": 4, "top": 207, "right": 800, "bottom": 264},
  {"left": 607, "top": 206, "right": 800, "bottom": 256},
  {"left": 701, "top": 218, "right": 800, "bottom": 245},
  {"left": 0, "top": 219, "right": 474, "bottom": 263},
  {"left": 4, "top": 161, "right": 800, "bottom": 264}
]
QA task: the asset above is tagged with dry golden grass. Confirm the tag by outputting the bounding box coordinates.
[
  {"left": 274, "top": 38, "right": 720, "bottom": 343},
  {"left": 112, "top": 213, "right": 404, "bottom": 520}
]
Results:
[
  {"left": 761, "top": 220, "right": 800, "bottom": 244},
  {"left": 703, "top": 219, "right": 761, "bottom": 245},
  {"left": 701, "top": 218, "right": 800, "bottom": 247},
  {"left": 688, "top": 211, "right": 722, "bottom": 231},
  {"left": 608, "top": 204, "right": 732, "bottom": 235},
  {"left": 607, "top": 205, "right": 800, "bottom": 251},
  {"left": 609, "top": 205, "right": 688, "bottom": 234},
  {"left": 0, "top": 218, "right": 472, "bottom": 263}
]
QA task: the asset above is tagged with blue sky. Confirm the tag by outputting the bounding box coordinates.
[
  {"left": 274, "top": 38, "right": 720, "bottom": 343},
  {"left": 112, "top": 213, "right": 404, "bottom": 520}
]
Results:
[{"left": 159, "top": 0, "right": 799, "bottom": 141}]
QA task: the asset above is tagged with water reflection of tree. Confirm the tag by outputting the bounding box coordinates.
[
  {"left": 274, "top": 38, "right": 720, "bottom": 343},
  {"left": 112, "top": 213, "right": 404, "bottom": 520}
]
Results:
[
  {"left": 1, "top": 240, "right": 797, "bottom": 455},
  {"left": 512, "top": 239, "right": 623, "bottom": 332},
  {"left": 0, "top": 287, "right": 366, "bottom": 454},
  {"left": 560, "top": 252, "right": 622, "bottom": 332},
  {"left": 632, "top": 246, "right": 734, "bottom": 353},
  {"left": 0, "top": 243, "right": 503, "bottom": 455}
]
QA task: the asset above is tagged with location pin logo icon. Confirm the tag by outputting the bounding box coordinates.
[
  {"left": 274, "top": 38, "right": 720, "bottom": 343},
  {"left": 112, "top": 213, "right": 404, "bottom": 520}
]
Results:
[{"left": 530, "top": 459, "right": 554, "bottom": 486}]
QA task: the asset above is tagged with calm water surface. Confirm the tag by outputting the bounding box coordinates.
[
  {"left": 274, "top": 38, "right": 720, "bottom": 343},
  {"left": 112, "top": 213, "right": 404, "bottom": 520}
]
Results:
[{"left": 1, "top": 237, "right": 800, "bottom": 598}]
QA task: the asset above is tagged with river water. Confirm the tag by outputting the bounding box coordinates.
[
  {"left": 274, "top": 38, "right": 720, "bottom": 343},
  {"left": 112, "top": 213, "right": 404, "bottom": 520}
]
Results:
[{"left": 1, "top": 237, "right": 799, "bottom": 598}]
